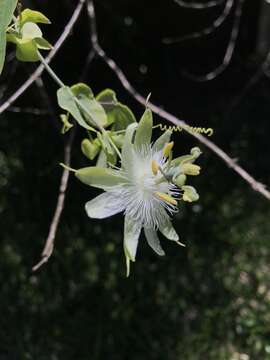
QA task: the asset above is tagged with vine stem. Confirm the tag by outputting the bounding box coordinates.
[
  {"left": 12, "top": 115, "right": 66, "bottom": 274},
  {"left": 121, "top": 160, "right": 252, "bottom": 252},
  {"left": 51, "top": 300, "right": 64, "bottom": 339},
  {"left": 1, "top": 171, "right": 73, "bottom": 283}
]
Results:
[{"left": 37, "top": 51, "right": 122, "bottom": 160}]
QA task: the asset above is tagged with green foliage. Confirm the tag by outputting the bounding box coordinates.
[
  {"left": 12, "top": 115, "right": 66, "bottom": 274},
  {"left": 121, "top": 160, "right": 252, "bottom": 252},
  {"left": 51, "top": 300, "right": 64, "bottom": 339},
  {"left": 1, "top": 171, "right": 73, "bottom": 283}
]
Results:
[
  {"left": 96, "top": 88, "right": 136, "bottom": 130},
  {"left": 0, "top": 0, "right": 17, "bottom": 74}
]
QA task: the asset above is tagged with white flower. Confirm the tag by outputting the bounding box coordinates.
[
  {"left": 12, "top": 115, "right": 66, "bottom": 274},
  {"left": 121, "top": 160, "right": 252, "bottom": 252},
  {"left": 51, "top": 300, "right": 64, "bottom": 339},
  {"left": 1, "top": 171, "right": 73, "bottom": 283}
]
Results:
[{"left": 75, "top": 109, "right": 199, "bottom": 276}]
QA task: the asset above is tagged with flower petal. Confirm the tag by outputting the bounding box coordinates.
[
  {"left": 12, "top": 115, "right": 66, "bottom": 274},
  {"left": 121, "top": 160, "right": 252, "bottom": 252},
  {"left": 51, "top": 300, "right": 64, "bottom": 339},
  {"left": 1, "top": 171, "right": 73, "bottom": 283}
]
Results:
[
  {"left": 124, "top": 216, "right": 141, "bottom": 262},
  {"left": 85, "top": 192, "right": 125, "bottom": 219},
  {"left": 121, "top": 122, "right": 137, "bottom": 171},
  {"left": 152, "top": 129, "right": 172, "bottom": 152},
  {"left": 75, "top": 166, "right": 124, "bottom": 190},
  {"left": 159, "top": 220, "right": 179, "bottom": 242},
  {"left": 134, "top": 108, "right": 153, "bottom": 148},
  {"left": 144, "top": 228, "right": 165, "bottom": 256}
]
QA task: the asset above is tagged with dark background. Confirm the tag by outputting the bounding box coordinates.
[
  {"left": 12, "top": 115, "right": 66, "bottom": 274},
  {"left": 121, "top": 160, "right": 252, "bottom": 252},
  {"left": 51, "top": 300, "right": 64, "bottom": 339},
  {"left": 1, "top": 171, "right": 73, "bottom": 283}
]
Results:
[{"left": 0, "top": 0, "right": 270, "bottom": 359}]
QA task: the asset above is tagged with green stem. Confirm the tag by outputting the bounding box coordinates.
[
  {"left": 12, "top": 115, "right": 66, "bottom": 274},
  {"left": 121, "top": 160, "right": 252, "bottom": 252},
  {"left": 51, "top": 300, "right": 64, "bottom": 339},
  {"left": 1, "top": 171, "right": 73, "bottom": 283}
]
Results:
[{"left": 37, "top": 51, "right": 65, "bottom": 87}]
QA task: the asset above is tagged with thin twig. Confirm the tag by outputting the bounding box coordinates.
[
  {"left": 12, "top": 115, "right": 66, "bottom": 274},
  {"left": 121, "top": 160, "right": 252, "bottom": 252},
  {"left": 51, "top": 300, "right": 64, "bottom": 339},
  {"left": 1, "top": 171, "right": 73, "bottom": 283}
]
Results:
[
  {"left": 183, "top": 0, "right": 244, "bottom": 81},
  {"left": 0, "top": 0, "right": 86, "bottom": 115},
  {"left": 7, "top": 106, "right": 48, "bottom": 115},
  {"left": 87, "top": 0, "right": 270, "bottom": 200},
  {"left": 163, "top": 0, "right": 234, "bottom": 44},
  {"left": 32, "top": 130, "right": 75, "bottom": 272},
  {"left": 173, "top": 0, "right": 225, "bottom": 9}
]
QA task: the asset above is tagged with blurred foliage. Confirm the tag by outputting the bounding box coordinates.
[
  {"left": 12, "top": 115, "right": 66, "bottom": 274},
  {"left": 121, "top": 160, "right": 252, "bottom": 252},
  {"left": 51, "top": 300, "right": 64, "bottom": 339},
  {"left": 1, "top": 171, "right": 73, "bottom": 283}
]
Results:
[{"left": 0, "top": 0, "right": 270, "bottom": 359}]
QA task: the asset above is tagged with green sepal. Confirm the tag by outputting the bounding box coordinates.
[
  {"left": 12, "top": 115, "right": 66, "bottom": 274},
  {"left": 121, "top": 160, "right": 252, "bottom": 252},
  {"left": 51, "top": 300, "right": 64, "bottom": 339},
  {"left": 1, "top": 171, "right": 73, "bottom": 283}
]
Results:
[
  {"left": 75, "top": 166, "right": 124, "bottom": 189},
  {"left": 34, "top": 37, "right": 52, "bottom": 50},
  {"left": 134, "top": 108, "right": 153, "bottom": 148},
  {"left": 20, "top": 9, "right": 51, "bottom": 26},
  {"left": 15, "top": 38, "right": 39, "bottom": 61}
]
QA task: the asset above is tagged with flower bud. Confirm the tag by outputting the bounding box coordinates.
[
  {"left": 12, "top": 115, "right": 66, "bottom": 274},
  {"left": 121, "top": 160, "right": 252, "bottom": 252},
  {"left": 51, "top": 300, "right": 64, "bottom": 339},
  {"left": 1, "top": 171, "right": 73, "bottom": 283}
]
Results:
[{"left": 81, "top": 138, "right": 100, "bottom": 160}]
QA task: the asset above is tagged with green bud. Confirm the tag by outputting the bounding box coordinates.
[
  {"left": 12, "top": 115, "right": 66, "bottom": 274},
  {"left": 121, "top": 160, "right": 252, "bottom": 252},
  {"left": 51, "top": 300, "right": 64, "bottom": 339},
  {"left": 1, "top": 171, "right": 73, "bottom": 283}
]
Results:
[
  {"left": 60, "top": 114, "right": 73, "bottom": 134},
  {"left": 81, "top": 138, "right": 100, "bottom": 160},
  {"left": 182, "top": 186, "right": 199, "bottom": 202}
]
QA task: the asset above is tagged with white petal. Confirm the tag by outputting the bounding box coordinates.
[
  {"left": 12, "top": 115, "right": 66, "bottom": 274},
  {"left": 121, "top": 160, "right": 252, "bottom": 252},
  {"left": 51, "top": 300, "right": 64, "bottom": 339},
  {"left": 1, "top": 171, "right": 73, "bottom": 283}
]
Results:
[
  {"left": 159, "top": 220, "right": 179, "bottom": 241},
  {"left": 122, "top": 123, "right": 137, "bottom": 171},
  {"left": 85, "top": 192, "right": 125, "bottom": 219},
  {"left": 144, "top": 228, "right": 165, "bottom": 256},
  {"left": 124, "top": 216, "right": 141, "bottom": 261}
]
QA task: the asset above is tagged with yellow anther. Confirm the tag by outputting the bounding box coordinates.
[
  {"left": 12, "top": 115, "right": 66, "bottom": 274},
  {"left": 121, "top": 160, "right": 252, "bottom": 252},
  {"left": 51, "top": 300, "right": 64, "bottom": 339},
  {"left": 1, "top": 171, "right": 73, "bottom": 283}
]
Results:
[
  {"left": 155, "top": 191, "right": 177, "bottom": 206},
  {"left": 163, "top": 141, "right": 174, "bottom": 157},
  {"left": 151, "top": 160, "right": 159, "bottom": 175},
  {"left": 181, "top": 163, "right": 201, "bottom": 176}
]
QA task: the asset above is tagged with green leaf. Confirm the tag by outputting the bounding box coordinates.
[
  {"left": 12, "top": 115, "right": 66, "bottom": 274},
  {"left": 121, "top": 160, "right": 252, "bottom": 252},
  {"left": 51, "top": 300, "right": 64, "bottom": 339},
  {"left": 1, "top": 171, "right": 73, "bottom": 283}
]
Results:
[
  {"left": 0, "top": 0, "right": 18, "bottom": 74},
  {"left": 96, "top": 88, "right": 136, "bottom": 130},
  {"left": 57, "top": 86, "right": 94, "bottom": 130},
  {"left": 134, "top": 108, "right": 153, "bottom": 147},
  {"left": 71, "top": 83, "right": 94, "bottom": 98},
  {"left": 20, "top": 9, "right": 51, "bottom": 26},
  {"left": 75, "top": 166, "right": 124, "bottom": 189},
  {"left": 70, "top": 83, "right": 108, "bottom": 128}
]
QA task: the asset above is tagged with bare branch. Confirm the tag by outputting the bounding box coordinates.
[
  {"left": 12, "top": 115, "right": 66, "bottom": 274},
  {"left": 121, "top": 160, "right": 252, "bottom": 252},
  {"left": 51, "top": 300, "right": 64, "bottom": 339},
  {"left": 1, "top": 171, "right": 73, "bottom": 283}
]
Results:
[
  {"left": 183, "top": 0, "right": 245, "bottom": 81},
  {"left": 87, "top": 0, "right": 270, "bottom": 201},
  {"left": 173, "top": 0, "right": 225, "bottom": 10},
  {"left": 0, "top": 0, "right": 86, "bottom": 115},
  {"left": 32, "top": 130, "right": 75, "bottom": 272},
  {"left": 163, "top": 0, "right": 234, "bottom": 44},
  {"left": 7, "top": 106, "right": 48, "bottom": 115}
]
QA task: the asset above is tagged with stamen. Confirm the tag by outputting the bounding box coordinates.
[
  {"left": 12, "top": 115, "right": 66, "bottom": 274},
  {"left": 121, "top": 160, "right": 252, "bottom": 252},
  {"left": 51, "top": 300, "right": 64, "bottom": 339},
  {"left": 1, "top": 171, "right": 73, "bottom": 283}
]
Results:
[
  {"left": 151, "top": 160, "right": 159, "bottom": 175},
  {"left": 163, "top": 142, "right": 174, "bottom": 157},
  {"left": 155, "top": 191, "right": 177, "bottom": 206}
]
